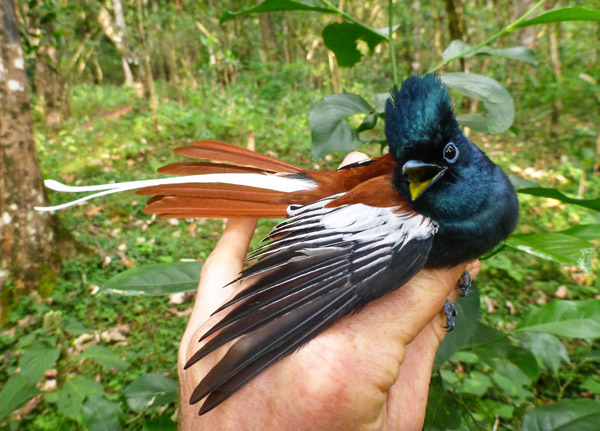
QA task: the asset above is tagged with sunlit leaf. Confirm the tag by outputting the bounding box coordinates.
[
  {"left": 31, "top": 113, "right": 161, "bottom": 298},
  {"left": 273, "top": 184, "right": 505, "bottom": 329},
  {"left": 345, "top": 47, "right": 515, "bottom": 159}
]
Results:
[
  {"left": 125, "top": 374, "right": 178, "bottom": 413},
  {"left": 442, "top": 40, "right": 537, "bottom": 65},
  {"left": 506, "top": 232, "right": 594, "bottom": 272},
  {"left": 522, "top": 398, "right": 600, "bottom": 431},
  {"left": 309, "top": 93, "right": 373, "bottom": 159},
  {"left": 441, "top": 72, "right": 514, "bottom": 133},
  {"left": 515, "top": 6, "right": 600, "bottom": 28},
  {"left": 100, "top": 261, "right": 203, "bottom": 296},
  {"left": 559, "top": 224, "right": 600, "bottom": 241},
  {"left": 220, "top": 0, "right": 333, "bottom": 23},
  {"left": 518, "top": 300, "right": 600, "bottom": 339}
]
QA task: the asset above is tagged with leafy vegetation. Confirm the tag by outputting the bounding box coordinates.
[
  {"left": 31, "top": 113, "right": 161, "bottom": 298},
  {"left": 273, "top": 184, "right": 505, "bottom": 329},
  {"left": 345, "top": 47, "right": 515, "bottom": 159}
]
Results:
[{"left": 1, "top": 0, "right": 600, "bottom": 430}]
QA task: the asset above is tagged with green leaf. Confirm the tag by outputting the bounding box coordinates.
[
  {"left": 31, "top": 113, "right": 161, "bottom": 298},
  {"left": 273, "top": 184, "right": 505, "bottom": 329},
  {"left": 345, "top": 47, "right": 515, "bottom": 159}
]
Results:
[
  {"left": 143, "top": 416, "right": 177, "bottom": 431},
  {"left": 515, "top": 332, "right": 569, "bottom": 372},
  {"left": 442, "top": 40, "right": 537, "bottom": 65},
  {"left": 322, "top": 23, "right": 386, "bottom": 68},
  {"left": 519, "top": 300, "right": 600, "bottom": 338},
  {"left": 516, "top": 186, "right": 600, "bottom": 212},
  {"left": 581, "top": 376, "right": 600, "bottom": 395},
  {"left": 57, "top": 376, "right": 104, "bottom": 421},
  {"left": 18, "top": 344, "right": 61, "bottom": 384},
  {"left": 80, "top": 345, "right": 129, "bottom": 371},
  {"left": 0, "top": 344, "right": 61, "bottom": 418},
  {"left": 521, "top": 398, "right": 600, "bottom": 431},
  {"left": 515, "top": 7, "right": 600, "bottom": 28},
  {"left": 508, "top": 174, "right": 539, "bottom": 190},
  {"left": 472, "top": 339, "right": 540, "bottom": 382},
  {"left": 434, "top": 284, "right": 480, "bottom": 369},
  {"left": 560, "top": 224, "right": 600, "bottom": 241},
  {"left": 0, "top": 374, "right": 38, "bottom": 419},
  {"left": 506, "top": 233, "right": 594, "bottom": 273},
  {"left": 461, "top": 371, "right": 492, "bottom": 396},
  {"left": 441, "top": 72, "right": 514, "bottom": 134},
  {"left": 424, "top": 376, "right": 462, "bottom": 430},
  {"left": 82, "top": 396, "right": 122, "bottom": 431},
  {"left": 220, "top": 0, "right": 333, "bottom": 23},
  {"left": 124, "top": 373, "right": 178, "bottom": 413},
  {"left": 309, "top": 94, "right": 373, "bottom": 159},
  {"left": 100, "top": 261, "right": 203, "bottom": 296}
]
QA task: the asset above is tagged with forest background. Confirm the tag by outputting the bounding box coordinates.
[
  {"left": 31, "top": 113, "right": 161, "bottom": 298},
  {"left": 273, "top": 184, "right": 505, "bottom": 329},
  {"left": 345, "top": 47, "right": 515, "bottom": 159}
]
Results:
[{"left": 0, "top": 0, "right": 599, "bottom": 430}]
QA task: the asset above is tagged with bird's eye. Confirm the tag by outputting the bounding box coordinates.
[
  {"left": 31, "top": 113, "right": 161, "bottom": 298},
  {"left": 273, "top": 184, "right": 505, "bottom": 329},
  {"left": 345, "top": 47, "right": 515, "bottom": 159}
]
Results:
[{"left": 443, "top": 142, "right": 458, "bottom": 163}]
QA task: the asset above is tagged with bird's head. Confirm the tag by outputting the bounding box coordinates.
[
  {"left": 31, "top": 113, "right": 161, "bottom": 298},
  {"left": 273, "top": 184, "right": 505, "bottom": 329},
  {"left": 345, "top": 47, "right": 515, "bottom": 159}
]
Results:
[{"left": 385, "top": 74, "right": 494, "bottom": 223}]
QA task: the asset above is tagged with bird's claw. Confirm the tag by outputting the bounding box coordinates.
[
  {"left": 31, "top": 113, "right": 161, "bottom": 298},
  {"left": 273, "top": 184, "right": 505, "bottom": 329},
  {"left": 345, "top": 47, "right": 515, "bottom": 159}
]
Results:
[
  {"left": 458, "top": 270, "right": 471, "bottom": 297},
  {"left": 443, "top": 299, "right": 458, "bottom": 332}
]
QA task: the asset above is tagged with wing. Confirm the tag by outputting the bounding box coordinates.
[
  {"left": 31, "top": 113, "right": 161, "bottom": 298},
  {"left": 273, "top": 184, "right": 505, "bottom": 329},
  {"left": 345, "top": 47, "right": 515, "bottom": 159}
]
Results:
[{"left": 185, "top": 176, "right": 438, "bottom": 415}]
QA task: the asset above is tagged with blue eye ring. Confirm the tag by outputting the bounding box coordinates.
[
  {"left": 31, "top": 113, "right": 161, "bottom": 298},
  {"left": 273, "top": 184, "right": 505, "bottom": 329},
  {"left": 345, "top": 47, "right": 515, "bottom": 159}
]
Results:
[{"left": 443, "top": 142, "right": 459, "bottom": 163}]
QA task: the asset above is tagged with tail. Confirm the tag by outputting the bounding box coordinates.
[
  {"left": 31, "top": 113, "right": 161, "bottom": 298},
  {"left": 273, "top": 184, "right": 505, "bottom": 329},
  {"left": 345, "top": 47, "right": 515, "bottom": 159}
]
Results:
[{"left": 35, "top": 140, "right": 317, "bottom": 217}]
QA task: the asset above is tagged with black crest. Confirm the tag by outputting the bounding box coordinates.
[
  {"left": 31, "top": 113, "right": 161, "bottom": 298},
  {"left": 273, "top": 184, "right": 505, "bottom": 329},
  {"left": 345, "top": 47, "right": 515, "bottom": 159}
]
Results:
[{"left": 385, "top": 74, "right": 459, "bottom": 160}]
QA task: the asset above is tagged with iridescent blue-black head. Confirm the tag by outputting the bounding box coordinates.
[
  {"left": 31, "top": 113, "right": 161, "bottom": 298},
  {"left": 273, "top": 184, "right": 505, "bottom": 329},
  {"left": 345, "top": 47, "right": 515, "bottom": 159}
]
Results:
[{"left": 385, "top": 74, "right": 496, "bottom": 223}]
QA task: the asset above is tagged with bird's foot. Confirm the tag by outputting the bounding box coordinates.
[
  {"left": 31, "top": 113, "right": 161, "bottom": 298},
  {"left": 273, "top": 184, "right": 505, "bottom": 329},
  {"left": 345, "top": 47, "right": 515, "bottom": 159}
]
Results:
[
  {"left": 443, "top": 299, "right": 458, "bottom": 332},
  {"left": 458, "top": 270, "right": 471, "bottom": 297}
]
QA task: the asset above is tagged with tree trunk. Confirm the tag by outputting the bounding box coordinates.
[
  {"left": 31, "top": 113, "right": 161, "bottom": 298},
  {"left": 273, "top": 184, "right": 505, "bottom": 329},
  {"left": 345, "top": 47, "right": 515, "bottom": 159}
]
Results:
[
  {"left": 35, "top": 42, "right": 70, "bottom": 126},
  {"left": 411, "top": 0, "right": 422, "bottom": 74},
  {"left": 257, "top": 4, "right": 281, "bottom": 63},
  {"left": 444, "top": 0, "right": 466, "bottom": 70},
  {"left": 136, "top": 0, "right": 158, "bottom": 128},
  {"left": 0, "top": 0, "right": 63, "bottom": 314},
  {"left": 549, "top": 23, "right": 562, "bottom": 138}
]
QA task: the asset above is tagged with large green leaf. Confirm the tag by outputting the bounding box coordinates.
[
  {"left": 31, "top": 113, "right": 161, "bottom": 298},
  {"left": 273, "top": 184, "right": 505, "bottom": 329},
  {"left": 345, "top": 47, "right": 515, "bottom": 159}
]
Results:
[
  {"left": 441, "top": 72, "right": 514, "bottom": 134},
  {"left": 0, "top": 344, "right": 61, "bottom": 418},
  {"left": 124, "top": 373, "right": 178, "bottom": 413},
  {"left": 18, "top": 344, "right": 61, "bottom": 383},
  {"left": 80, "top": 345, "right": 129, "bottom": 371},
  {"left": 515, "top": 332, "right": 569, "bottom": 372},
  {"left": 0, "top": 375, "right": 38, "bottom": 419},
  {"left": 57, "top": 376, "right": 104, "bottom": 422},
  {"left": 220, "top": 0, "right": 333, "bottom": 23},
  {"left": 309, "top": 93, "right": 373, "bottom": 159},
  {"left": 518, "top": 300, "right": 600, "bottom": 339},
  {"left": 515, "top": 7, "right": 600, "bottom": 28},
  {"left": 560, "top": 224, "right": 600, "bottom": 241},
  {"left": 517, "top": 186, "right": 600, "bottom": 212},
  {"left": 322, "top": 23, "right": 386, "bottom": 68},
  {"left": 506, "top": 232, "right": 594, "bottom": 272},
  {"left": 100, "top": 261, "right": 203, "bottom": 296},
  {"left": 433, "top": 284, "right": 481, "bottom": 369},
  {"left": 424, "top": 376, "right": 462, "bottom": 430},
  {"left": 522, "top": 398, "right": 600, "bottom": 431},
  {"left": 82, "top": 396, "right": 122, "bottom": 431},
  {"left": 442, "top": 40, "right": 537, "bottom": 65}
]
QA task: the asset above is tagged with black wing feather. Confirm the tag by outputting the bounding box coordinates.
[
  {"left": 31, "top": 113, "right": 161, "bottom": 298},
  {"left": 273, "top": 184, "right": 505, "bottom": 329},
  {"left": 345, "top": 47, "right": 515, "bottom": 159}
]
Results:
[{"left": 186, "top": 196, "right": 437, "bottom": 414}]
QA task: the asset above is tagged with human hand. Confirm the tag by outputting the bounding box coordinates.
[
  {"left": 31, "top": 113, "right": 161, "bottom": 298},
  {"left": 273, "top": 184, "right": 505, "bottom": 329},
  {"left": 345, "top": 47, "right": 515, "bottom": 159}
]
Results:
[{"left": 178, "top": 153, "right": 480, "bottom": 431}]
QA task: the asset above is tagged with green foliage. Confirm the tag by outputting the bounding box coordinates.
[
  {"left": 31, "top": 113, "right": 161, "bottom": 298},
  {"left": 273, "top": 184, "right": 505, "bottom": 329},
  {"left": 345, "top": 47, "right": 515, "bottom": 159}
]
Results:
[
  {"left": 124, "top": 374, "right": 178, "bottom": 412},
  {"left": 100, "top": 261, "right": 203, "bottom": 296},
  {"left": 521, "top": 399, "right": 600, "bottom": 431}
]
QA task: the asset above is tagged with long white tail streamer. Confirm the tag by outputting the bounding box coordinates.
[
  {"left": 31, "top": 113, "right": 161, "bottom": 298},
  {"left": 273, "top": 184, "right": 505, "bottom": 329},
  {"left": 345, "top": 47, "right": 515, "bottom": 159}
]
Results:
[{"left": 35, "top": 173, "right": 316, "bottom": 212}]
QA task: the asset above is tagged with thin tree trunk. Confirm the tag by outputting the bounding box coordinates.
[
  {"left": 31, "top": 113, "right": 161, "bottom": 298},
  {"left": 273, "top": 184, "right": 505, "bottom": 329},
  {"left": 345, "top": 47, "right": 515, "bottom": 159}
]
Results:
[
  {"left": 549, "top": 23, "right": 562, "bottom": 138},
  {"left": 113, "top": 0, "right": 134, "bottom": 85},
  {"left": 136, "top": 0, "right": 158, "bottom": 128},
  {"left": 257, "top": 9, "right": 281, "bottom": 62},
  {"left": 444, "top": 0, "right": 466, "bottom": 70},
  {"left": 0, "top": 0, "right": 64, "bottom": 314}
]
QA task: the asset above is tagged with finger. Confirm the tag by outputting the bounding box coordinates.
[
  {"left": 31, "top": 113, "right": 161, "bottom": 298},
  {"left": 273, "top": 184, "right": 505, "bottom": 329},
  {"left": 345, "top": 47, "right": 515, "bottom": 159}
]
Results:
[
  {"left": 180, "top": 218, "right": 257, "bottom": 362},
  {"left": 339, "top": 152, "right": 369, "bottom": 168}
]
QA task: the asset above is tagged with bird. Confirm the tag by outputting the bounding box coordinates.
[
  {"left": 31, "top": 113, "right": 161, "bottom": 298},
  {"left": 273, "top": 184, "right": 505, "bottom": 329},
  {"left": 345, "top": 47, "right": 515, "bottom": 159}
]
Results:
[{"left": 36, "top": 74, "right": 519, "bottom": 415}]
